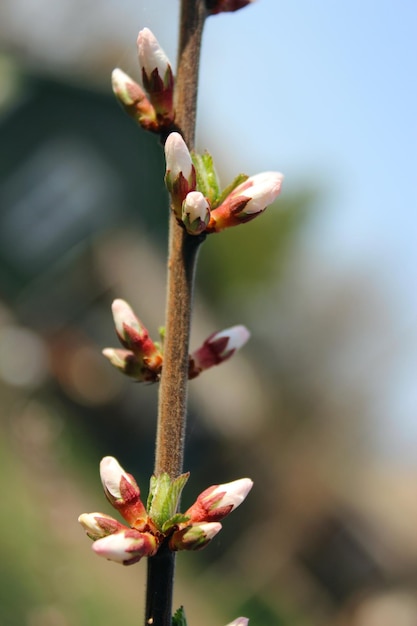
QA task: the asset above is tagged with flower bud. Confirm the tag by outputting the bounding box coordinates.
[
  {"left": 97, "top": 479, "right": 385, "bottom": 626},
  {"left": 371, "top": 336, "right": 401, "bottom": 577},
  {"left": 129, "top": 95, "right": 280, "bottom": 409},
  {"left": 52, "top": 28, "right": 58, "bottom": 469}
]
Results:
[
  {"left": 78, "top": 512, "right": 125, "bottom": 540},
  {"left": 165, "top": 132, "right": 193, "bottom": 180},
  {"left": 189, "top": 325, "right": 250, "bottom": 379},
  {"left": 137, "top": 28, "right": 174, "bottom": 126},
  {"left": 207, "top": 171, "right": 283, "bottom": 232},
  {"left": 169, "top": 522, "right": 222, "bottom": 551},
  {"left": 111, "top": 68, "right": 158, "bottom": 131},
  {"left": 100, "top": 456, "right": 147, "bottom": 528},
  {"left": 207, "top": 0, "right": 254, "bottom": 15},
  {"left": 186, "top": 478, "right": 253, "bottom": 523},
  {"left": 92, "top": 529, "right": 158, "bottom": 565},
  {"left": 225, "top": 619, "right": 249, "bottom": 626},
  {"left": 165, "top": 132, "right": 197, "bottom": 217},
  {"left": 182, "top": 191, "right": 210, "bottom": 235},
  {"left": 110, "top": 299, "right": 163, "bottom": 372},
  {"left": 111, "top": 299, "right": 145, "bottom": 345},
  {"left": 102, "top": 348, "right": 160, "bottom": 382}
]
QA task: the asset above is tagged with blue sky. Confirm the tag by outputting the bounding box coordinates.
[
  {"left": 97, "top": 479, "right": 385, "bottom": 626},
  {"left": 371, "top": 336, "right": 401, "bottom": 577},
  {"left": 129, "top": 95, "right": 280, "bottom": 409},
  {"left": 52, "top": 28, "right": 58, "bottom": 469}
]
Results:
[{"left": 197, "top": 0, "right": 416, "bottom": 272}]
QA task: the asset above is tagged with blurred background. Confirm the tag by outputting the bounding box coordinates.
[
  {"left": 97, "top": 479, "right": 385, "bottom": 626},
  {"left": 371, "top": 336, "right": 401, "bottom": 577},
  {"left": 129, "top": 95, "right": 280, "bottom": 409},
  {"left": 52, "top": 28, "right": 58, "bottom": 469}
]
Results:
[{"left": 0, "top": 1, "right": 416, "bottom": 625}]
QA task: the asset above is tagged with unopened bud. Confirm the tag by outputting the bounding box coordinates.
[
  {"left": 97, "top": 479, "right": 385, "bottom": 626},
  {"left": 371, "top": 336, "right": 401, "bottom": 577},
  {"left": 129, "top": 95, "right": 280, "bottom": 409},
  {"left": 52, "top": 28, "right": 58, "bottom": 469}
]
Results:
[
  {"left": 110, "top": 299, "right": 163, "bottom": 372},
  {"left": 92, "top": 529, "right": 158, "bottom": 565},
  {"left": 207, "top": 0, "right": 255, "bottom": 15},
  {"left": 189, "top": 325, "right": 250, "bottom": 378},
  {"left": 102, "top": 348, "right": 158, "bottom": 382},
  {"left": 100, "top": 456, "right": 147, "bottom": 528},
  {"left": 165, "top": 132, "right": 197, "bottom": 217},
  {"left": 207, "top": 171, "right": 283, "bottom": 232},
  {"left": 137, "top": 28, "right": 174, "bottom": 125},
  {"left": 225, "top": 619, "right": 250, "bottom": 626},
  {"left": 182, "top": 191, "right": 210, "bottom": 235},
  {"left": 186, "top": 478, "right": 253, "bottom": 523},
  {"left": 78, "top": 512, "right": 125, "bottom": 540},
  {"left": 169, "top": 522, "right": 222, "bottom": 551},
  {"left": 111, "top": 68, "right": 158, "bottom": 131}
]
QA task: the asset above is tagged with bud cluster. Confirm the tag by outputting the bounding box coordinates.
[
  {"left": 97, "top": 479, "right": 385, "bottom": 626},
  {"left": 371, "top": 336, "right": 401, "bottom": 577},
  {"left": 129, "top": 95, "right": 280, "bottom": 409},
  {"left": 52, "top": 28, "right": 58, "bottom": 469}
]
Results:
[
  {"left": 79, "top": 456, "right": 252, "bottom": 566},
  {"left": 164, "top": 132, "right": 284, "bottom": 235},
  {"left": 103, "top": 299, "right": 250, "bottom": 383},
  {"left": 102, "top": 299, "right": 163, "bottom": 382},
  {"left": 112, "top": 28, "right": 175, "bottom": 132}
]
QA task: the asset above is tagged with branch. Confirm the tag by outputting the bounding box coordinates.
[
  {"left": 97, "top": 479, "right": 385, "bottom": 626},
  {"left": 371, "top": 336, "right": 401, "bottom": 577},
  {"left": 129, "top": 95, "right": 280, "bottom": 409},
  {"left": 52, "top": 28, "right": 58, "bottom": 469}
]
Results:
[{"left": 146, "top": 2, "right": 207, "bottom": 625}]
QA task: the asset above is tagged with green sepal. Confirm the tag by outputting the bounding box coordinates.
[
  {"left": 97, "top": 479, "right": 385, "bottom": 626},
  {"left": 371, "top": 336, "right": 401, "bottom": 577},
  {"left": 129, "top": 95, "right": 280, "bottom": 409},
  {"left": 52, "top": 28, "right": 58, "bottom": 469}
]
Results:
[
  {"left": 192, "top": 151, "right": 220, "bottom": 206},
  {"left": 162, "top": 512, "right": 190, "bottom": 534},
  {"left": 215, "top": 173, "right": 249, "bottom": 209},
  {"left": 147, "top": 472, "right": 190, "bottom": 531},
  {"left": 172, "top": 606, "right": 187, "bottom": 626}
]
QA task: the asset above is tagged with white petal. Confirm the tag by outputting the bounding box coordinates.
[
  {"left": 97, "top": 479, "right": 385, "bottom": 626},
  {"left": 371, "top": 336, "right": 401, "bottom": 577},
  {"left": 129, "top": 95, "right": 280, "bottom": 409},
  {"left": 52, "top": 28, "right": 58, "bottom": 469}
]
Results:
[
  {"left": 100, "top": 456, "right": 129, "bottom": 499},
  {"left": 165, "top": 132, "right": 193, "bottom": 179},
  {"left": 210, "top": 478, "right": 253, "bottom": 510},
  {"left": 137, "top": 28, "right": 170, "bottom": 78}
]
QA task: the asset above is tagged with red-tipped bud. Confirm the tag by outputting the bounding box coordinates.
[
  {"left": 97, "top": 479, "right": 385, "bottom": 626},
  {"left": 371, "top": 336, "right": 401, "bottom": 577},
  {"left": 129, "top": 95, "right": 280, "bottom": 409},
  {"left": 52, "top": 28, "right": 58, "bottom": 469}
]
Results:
[
  {"left": 111, "top": 68, "right": 158, "bottom": 131},
  {"left": 186, "top": 478, "right": 253, "bottom": 523},
  {"left": 207, "top": 0, "right": 255, "bottom": 15},
  {"left": 165, "top": 132, "right": 197, "bottom": 218},
  {"left": 102, "top": 348, "right": 160, "bottom": 383},
  {"left": 100, "top": 456, "right": 147, "bottom": 529},
  {"left": 169, "top": 522, "right": 222, "bottom": 551},
  {"left": 189, "top": 325, "right": 250, "bottom": 379},
  {"left": 182, "top": 191, "right": 210, "bottom": 235},
  {"left": 207, "top": 171, "right": 283, "bottom": 232},
  {"left": 78, "top": 512, "right": 125, "bottom": 540},
  {"left": 137, "top": 28, "right": 174, "bottom": 126},
  {"left": 92, "top": 529, "right": 158, "bottom": 565},
  {"left": 110, "top": 299, "right": 163, "bottom": 372}
]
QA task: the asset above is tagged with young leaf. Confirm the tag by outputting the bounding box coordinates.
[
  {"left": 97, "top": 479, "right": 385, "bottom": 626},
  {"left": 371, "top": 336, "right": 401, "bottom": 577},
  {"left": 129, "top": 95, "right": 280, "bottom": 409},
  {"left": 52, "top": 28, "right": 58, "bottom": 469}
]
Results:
[
  {"left": 147, "top": 472, "right": 189, "bottom": 530},
  {"left": 172, "top": 606, "right": 188, "bottom": 626},
  {"left": 214, "top": 173, "right": 249, "bottom": 209},
  {"left": 192, "top": 151, "right": 220, "bottom": 205},
  {"left": 161, "top": 513, "right": 190, "bottom": 534}
]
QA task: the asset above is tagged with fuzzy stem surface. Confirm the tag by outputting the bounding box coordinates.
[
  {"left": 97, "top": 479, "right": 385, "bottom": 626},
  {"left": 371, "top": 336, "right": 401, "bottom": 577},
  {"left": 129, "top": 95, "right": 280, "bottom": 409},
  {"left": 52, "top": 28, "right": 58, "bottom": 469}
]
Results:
[{"left": 145, "top": 2, "right": 207, "bottom": 625}]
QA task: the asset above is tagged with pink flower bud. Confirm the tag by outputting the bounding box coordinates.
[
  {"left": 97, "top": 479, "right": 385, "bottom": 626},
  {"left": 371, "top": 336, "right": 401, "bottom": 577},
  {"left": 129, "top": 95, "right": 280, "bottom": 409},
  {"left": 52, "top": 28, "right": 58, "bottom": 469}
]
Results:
[
  {"left": 100, "top": 456, "right": 147, "bottom": 528},
  {"left": 92, "top": 529, "right": 158, "bottom": 565},
  {"left": 186, "top": 478, "right": 253, "bottom": 523},
  {"left": 207, "top": 0, "right": 255, "bottom": 14},
  {"left": 78, "top": 512, "right": 125, "bottom": 540},
  {"left": 138, "top": 27, "right": 171, "bottom": 84},
  {"left": 207, "top": 171, "right": 283, "bottom": 232},
  {"left": 137, "top": 28, "right": 174, "bottom": 125},
  {"left": 112, "top": 299, "right": 144, "bottom": 343},
  {"left": 225, "top": 619, "right": 249, "bottom": 626},
  {"left": 165, "top": 132, "right": 197, "bottom": 217},
  {"left": 102, "top": 348, "right": 160, "bottom": 383},
  {"left": 189, "top": 325, "right": 250, "bottom": 378},
  {"left": 169, "top": 522, "right": 222, "bottom": 551},
  {"left": 182, "top": 191, "right": 210, "bottom": 235},
  {"left": 110, "top": 299, "right": 162, "bottom": 372},
  {"left": 165, "top": 132, "right": 194, "bottom": 181},
  {"left": 111, "top": 68, "right": 158, "bottom": 131}
]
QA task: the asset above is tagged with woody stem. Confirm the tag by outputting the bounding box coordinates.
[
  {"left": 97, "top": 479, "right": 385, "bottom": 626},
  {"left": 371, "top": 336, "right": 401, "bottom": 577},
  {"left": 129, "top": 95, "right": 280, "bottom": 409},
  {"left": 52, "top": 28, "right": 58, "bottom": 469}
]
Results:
[{"left": 145, "top": 2, "right": 207, "bottom": 625}]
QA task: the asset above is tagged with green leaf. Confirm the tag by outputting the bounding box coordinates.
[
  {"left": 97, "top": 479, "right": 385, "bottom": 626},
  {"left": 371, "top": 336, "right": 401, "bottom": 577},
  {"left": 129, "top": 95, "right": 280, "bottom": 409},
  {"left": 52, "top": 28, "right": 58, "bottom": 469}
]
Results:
[
  {"left": 215, "top": 173, "right": 248, "bottom": 209},
  {"left": 147, "top": 473, "right": 190, "bottom": 531},
  {"left": 192, "top": 151, "right": 220, "bottom": 205},
  {"left": 172, "top": 606, "right": 187, "bottom": 626},
  {"left": 161, "top": 513, "right": 190, "bottom": 534}
]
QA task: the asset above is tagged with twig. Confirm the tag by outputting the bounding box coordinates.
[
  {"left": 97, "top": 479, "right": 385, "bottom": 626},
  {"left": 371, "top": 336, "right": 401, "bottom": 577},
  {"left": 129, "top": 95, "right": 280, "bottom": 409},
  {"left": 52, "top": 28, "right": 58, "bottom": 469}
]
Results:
[{"left": 145, "top": 2, "right": 207, "bottom": 624}]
